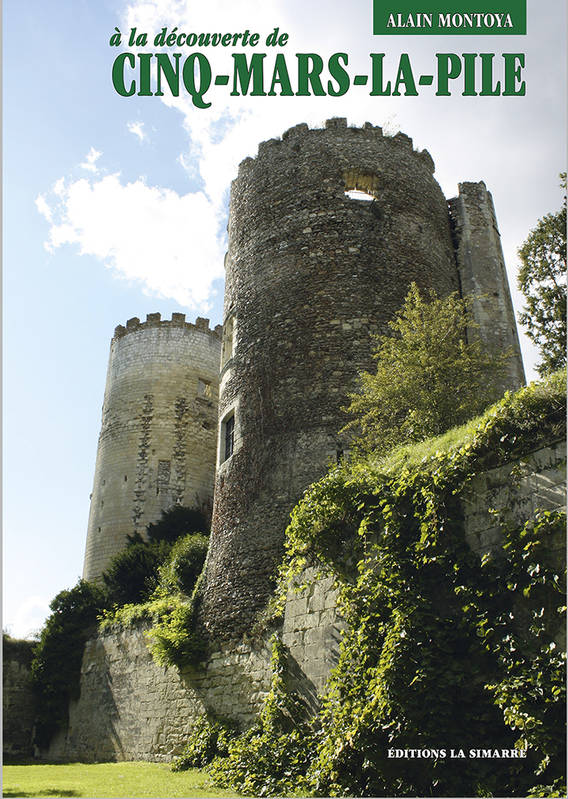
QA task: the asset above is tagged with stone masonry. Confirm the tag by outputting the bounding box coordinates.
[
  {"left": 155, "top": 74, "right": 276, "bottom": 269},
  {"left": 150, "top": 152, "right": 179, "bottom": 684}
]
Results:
[
  {"left": 200, "top": 119, "right": 525, "bottom": 642},
  {"left": 45, "top": 442, "right": 565, "bottom": 763},
  {"left": 83, "top": 314, "right": 222, "bottom": 582},
  {"left": 3, "top": 637, "right": 36, "bottom": 759}
]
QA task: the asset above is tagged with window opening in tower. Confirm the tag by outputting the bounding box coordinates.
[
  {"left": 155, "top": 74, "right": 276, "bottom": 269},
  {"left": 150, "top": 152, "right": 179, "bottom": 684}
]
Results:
[{"left": 224, "top": 414, "right": 235, "bottom": 461}]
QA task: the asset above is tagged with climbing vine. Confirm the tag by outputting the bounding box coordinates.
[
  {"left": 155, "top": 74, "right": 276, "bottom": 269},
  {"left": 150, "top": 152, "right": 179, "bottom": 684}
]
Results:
[
  {"left": 207, "top": 372, "right": 566, "bottom": 797},
  {"left": 209, "top": 634, "right": 318, "bottom": 797}
]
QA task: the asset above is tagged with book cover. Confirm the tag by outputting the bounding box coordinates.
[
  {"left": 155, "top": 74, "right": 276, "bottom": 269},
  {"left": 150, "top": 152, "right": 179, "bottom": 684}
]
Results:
[{"left": 3, "top": 1, "right": 566, "bottom": 796}]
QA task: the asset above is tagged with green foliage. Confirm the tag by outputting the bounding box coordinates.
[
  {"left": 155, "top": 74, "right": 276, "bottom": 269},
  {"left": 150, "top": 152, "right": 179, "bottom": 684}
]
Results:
[
  {"left": 102, "top": 536, "right": 172, "bottom": 606},
  {"left": 99, "top": 589, "right": 207, "bottom": 669},
  {"left": 102, "top": 505, "right": 209, "bottom": 607},
  {"left": 172, "top": 715, "right": 239, "bottom": 771},
  {"left": 209, "top": 636, "right": 316, "bottom": 797},
  {"left": 3, "top": 634, "right": 36, "bottom": 664},
  {"left": 145, "top": 590, "right": 207, "bottom": 668},
  {"left": 484, "top": 512, "right": 566, "bottom": 781},
  {"left": 99, "top": 596, "right": 178, "bottom": 631},
  {"left": 100, "top": 531, "right": 211, "bottom": 670},
  {"left": 518, "top": 174, "right": 567, "bottom": 376},
  {"left": 147, "top": 505, "right": 209, "bottom": 544},
  {"left": 30, "top": 580, "right": 107, "bottom": 748},
  {"left": 157, "top": 534, "right": 209, "bottom": 596},
  {"left": 211, "top": 374, "right": 566, "bottom": 797},
  {"left": 343, "top": 283, "right": 510, "bottom": 455}
]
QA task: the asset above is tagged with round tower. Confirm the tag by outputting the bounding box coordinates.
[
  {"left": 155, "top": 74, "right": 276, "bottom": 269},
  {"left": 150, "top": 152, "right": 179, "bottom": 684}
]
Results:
[
  {"left": 200, "top": 119, "right": 461, "bottom": 640},
  {"left": 83, "top": 313, "right": 222, "bottom": 582}
]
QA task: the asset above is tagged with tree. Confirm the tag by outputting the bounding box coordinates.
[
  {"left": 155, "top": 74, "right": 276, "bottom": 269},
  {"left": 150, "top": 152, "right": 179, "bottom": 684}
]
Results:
[
  {"left": 102, "top": 537, "right": 171, "bottom": 606},
  {"left": 31, "top": 580, "right": 107, "bottom": 747},
  {"left": 343, "top": 283, "right": 510, "bottom": 455},
  {"left": 518, "top": 174, "right": 567, "bottom": 376},
  {"left": 147, "top": 505, "right": 209, "bottom": 544}
]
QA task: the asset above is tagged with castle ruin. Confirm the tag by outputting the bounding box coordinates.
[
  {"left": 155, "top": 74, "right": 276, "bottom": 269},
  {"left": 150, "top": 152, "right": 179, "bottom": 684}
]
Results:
[
  {"left": 19, "top": 118, "right": 546, "bottom": 763},
  {"left": 84, "top": 118, "right": 525, "bottom": 631}
]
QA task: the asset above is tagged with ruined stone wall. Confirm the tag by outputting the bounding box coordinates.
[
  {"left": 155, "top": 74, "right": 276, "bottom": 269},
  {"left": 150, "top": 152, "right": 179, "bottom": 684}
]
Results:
[
  {"left": 449, "top": 181, "right": 525, "bottom": 393},
  {"left": 3, "top": 637, "right": 36, "bottom": 758},
  {"left": 44, "top": 440, "right": 565, "bottom": 763},
  {"left": 201, "top": 118, "right": 462, "bottom": 641},
  {"left": 83, "top": 314, "right": 222, "bottom": 582}
]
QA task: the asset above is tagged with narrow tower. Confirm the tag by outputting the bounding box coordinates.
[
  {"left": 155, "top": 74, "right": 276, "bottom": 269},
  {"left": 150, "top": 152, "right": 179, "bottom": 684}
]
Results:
[
  {"left": 83, "top": 313, "right": 222, "bottom": 582},
  {"left": 449, "top": 182, "right": 525, "bottom": 392}
]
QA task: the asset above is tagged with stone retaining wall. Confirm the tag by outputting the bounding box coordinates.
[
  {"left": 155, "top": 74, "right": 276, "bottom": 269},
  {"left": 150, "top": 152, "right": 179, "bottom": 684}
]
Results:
[
  {"left": 3, "top": 637, "right": 36, "bottom": 758},
  {"left": 38, "top": 440, "right": 566, "bottom": 762}
]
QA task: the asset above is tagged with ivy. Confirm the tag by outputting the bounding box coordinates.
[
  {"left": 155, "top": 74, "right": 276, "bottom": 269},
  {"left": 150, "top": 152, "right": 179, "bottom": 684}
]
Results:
[
  {"left": 209, "top": 372, "right": 566, "bottom": 797},
  {"left": 100, "top": 581, "right": 208, "bottom": 669},
  {"left": 208, "top": 635, "right": 318, "bottom": 797},
  {"left": 171, "top": 714, "right": 239, "bottom": 770}
]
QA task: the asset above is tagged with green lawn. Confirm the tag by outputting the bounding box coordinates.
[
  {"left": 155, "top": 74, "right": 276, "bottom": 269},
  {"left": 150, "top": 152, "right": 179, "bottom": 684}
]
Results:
[{"left": 2, "top": 761, "right": 240, "bottom": 798}]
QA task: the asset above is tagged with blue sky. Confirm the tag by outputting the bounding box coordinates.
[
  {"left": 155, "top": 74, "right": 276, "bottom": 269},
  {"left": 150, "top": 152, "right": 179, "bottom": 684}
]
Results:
[{"left": 3, "top": 0, "right": 566, "bottom": 638}]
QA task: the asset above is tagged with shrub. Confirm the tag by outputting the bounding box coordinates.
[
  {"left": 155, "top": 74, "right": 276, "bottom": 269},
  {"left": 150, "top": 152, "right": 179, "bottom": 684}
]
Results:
[
  {"left": 102, "top": 505, "right": 209, "bottom": 607},
  {"left": 31, "top": 580, "right": 106, "bottom": 748},
  {"left": 102, "top": 537, "right": 171, "bottom": 606},
  {"left": 171, "top": 715, "right": 239, "bottom": 770},
  {"left": 157, "top": 534, "right": 209, "bottom": 596},
  {"left": 147, "top": 505, "right": 209, "bottom": 544}
]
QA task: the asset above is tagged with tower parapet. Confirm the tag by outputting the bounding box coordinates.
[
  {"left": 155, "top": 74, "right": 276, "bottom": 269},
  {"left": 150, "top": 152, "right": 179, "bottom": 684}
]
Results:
[{"left": 83, "top": 314, "right": 221, "bottom": 582}]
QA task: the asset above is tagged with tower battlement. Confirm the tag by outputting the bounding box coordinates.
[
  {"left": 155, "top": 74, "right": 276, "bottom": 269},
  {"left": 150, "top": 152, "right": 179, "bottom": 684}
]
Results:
[
  {"left": 236, "top": 118, "right": 435, "bottom": 183},
  {"left": 113, "top": 313, "right": 222, "bottom": 341}
]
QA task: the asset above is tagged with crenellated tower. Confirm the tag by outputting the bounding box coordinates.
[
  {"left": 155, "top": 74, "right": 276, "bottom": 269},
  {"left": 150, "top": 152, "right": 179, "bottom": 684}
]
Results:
[{"left": 83, "top": 313, "right": 222, "bottom": 582}]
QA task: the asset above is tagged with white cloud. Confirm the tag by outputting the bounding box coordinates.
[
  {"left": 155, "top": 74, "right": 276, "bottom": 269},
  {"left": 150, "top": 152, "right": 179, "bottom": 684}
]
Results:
[
  {"left": 42, "top": 172, "right": 225, "bottom": 309},
  {"left": 79, "top": 147, "right": 102, "bottom": 173},
  {"left": 6, "top": 595, "right": 51, "bottom": 640},
  {"left": 36, "top": 0, "right": 564, "bottom": 378},
  {"left": 35, "top": 194, "right": 52, "bottom": 222},
  {"left": 127, "top": 120, "right": 147, "bottom": 142}
]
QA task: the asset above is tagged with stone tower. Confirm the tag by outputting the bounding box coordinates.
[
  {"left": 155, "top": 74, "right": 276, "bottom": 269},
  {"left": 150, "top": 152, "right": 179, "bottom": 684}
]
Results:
[
  {"left": 83, "top": 313, "right": 222, "bottom": 582},
  {"left": 200, "top": 118, "right": 524, "bottom": 641},
  {"left": 449, "top": 181, "right": 525, "bottom": 393}
]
